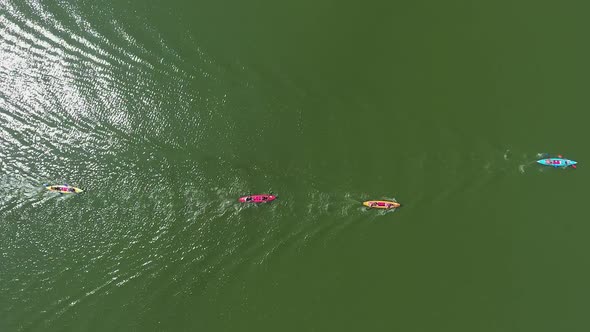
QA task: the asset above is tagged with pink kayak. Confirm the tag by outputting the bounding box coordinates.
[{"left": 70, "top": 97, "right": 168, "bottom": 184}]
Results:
[{"left": 238, "top": 194, "right": 277, "bottom": 203}]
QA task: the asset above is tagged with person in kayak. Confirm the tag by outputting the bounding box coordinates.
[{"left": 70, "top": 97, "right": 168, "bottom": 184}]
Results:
[{"left": 370, "top": 202, "right": 396, "bottom": 208}]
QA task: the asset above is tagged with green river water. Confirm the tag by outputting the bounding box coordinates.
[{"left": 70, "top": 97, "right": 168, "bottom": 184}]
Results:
[{"left": 1, "top": 0, "right": 589, "bottom": 331}]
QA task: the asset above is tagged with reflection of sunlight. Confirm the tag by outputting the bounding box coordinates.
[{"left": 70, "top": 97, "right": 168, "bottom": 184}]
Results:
[
  {"left": 0, "top": 4, "right": 131, "bottom": 133},
  {"left": 0, "top": 3, "right": 231, "bottom": 328},
  {"left": 0, "top": 0, "right": 209, "bottom": 218},
  {"left": 0, "top": 2, "right": 141, "bottom": 194}
]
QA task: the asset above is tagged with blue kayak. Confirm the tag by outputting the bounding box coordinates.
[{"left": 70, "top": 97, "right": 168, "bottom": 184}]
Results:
[{"left": 536, "top": 158, "right": 577, "bottom": 167}]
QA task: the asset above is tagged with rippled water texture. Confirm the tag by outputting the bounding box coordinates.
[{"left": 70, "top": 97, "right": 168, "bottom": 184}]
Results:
[
  {"left": 2, "top": 0, "right": 590, "bottom": 331},
  {"left": 0, "top": 2, "right": 366, "bottom": 329},
  {"left": 0, "top": 0, "right": 237, "bottom": 328}
]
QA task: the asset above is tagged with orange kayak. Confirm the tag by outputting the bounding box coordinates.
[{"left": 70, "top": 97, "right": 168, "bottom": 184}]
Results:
[{"left": 362, "top": 200, "right": 400, "bottom": 209}]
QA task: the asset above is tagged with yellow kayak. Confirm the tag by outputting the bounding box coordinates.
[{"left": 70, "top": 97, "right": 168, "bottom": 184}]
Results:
[
  {"left": 46, "top": 185, "right": 83, "bottom": 194},
  {"left": 363, "top": 200, "right": 400, "bottom": 209}
]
